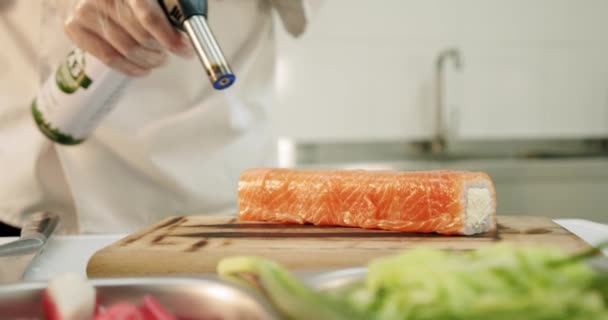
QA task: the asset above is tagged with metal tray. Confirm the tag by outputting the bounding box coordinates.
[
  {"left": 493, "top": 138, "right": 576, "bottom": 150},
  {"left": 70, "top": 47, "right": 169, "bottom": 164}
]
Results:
[{"left": 0, "top": 277, "right": 281, "bottom": 319}]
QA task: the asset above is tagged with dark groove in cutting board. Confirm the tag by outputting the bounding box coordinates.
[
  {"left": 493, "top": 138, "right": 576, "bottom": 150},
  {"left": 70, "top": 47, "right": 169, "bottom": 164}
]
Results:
[
  {"left": 121, "top": 217, "right": 186, "bottom": 245},
  {"left": 172, "top": 231, "right": 497, "bottom": 239}
]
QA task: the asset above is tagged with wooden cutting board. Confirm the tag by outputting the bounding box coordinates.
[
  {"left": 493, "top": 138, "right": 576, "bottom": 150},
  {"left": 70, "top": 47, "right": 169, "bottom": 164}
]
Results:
[{"left": 87, "top": 215, "right": 590, "bottom": 278}]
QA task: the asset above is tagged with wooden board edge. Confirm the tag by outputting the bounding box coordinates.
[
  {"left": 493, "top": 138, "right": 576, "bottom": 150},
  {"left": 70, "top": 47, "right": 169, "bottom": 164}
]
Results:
[
  {"left": 86, "top": 215, "right": 594, "bottom": 278},
  {"left": 86, "top": 252, "right": 163, "bottom": 278},
  {"left": 85, "top": 215, "right": 188, "bottom": 276}
]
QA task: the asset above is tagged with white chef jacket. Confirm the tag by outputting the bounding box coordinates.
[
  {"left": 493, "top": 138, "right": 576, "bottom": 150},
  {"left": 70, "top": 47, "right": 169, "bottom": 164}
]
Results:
[{"left": 0, "top": 0, "right": 320, "bottom": 234}]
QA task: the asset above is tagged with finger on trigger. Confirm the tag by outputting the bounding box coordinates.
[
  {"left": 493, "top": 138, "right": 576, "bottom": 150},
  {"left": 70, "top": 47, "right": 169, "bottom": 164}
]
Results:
[
  {"left": 76, "top": 6, "right": 164, "bottom": 69},
  {"left": 129, "top": 0, "right": 192, "bottom": 57},
  {"left": 91, "top": 21, "right": 164, "bottom": 69},
  {"left": 110, "top": 57, "right": 151, "bottom": 77},
  {"left": 126, "top": 48, "right": 168, "bottom": 68},
  {"left": 64, "top": 21, "right": 149, "bottom": 77},
  {"left": 90, "top": 0, "right": 163, "bottom": 52}
]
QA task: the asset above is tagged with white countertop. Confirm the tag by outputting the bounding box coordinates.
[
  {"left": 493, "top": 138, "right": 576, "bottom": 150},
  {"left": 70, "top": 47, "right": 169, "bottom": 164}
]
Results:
[{"left": 1, "top": 219, "right": 607, "bottom": 282}]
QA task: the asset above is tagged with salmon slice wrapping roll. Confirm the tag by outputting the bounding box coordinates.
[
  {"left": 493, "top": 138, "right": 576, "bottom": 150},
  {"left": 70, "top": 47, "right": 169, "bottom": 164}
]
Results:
[{"left": 238, "top": 168, "right": 496, "bottom": 235}]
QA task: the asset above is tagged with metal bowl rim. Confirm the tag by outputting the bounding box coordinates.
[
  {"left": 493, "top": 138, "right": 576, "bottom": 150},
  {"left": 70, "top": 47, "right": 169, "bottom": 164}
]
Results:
[
  {"left": 0, "top": 276, "right": 242, "bottom": 291},
  {"left": 0, "top": 276, "right": 283, "bottom": 318}
]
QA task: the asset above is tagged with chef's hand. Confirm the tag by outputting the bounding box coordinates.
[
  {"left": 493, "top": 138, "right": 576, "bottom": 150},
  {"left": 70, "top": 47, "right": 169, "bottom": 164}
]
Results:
[{"left": 64, "top": 0, "right": 195, "bottom": 77}]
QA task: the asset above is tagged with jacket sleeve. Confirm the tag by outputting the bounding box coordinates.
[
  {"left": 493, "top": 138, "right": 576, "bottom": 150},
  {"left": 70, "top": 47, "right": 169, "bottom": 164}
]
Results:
[{"left": 269, "top": 0, "right": 326, "bottom": 38}]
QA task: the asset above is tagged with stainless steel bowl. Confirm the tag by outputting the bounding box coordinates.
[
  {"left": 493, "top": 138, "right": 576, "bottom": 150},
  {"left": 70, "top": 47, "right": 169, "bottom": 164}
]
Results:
[{"left": 0, "top": 277, "right": 281, "bottom": 319}]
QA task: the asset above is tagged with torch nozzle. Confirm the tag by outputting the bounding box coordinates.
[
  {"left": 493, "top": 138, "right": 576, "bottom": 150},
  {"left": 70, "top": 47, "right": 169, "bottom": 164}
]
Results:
[{"left": 183, "top": 15, "right": 235, "bottom": 90}]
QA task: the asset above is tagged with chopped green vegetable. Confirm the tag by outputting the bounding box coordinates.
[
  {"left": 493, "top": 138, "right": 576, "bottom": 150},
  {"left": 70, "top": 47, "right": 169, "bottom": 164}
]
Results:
[
  {"left": 218, "top": 244, "right": 608, "bottom": 320},
  {"left": 217, "top": 256, "right": 371, "bottom": 320},
  {"left": 361, "top": 244, "right": 607, "bottom": 320}
]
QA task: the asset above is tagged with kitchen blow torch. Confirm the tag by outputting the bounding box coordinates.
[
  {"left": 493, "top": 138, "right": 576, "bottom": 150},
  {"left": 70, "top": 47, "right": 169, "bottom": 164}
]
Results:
[{"left": 159, "top": 0, "right": 236, "bottom": 90}]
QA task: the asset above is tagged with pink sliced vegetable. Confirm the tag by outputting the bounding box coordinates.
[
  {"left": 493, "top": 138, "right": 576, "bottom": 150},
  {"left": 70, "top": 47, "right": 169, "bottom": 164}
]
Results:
[
  {"left": 94, "top": 302, "right": 144, "bottom": 320},
  {"left": 139, "top": 295, "right": 177, "bottom": 320},
  {"left": 41, "top": 274, "right": 178, "bottom": 320}
]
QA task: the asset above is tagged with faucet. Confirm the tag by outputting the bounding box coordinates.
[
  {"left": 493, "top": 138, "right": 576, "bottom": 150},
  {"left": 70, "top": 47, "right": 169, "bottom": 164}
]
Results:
[{"left": 431, "top": 47, "right": 463, "bottom": 155}]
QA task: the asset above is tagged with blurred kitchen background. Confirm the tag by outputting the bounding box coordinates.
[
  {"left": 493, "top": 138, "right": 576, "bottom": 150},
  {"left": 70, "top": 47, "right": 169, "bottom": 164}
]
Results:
[
  {"left": 269, "top": 0, "right": 608, "bottom": 223},
  {"left": 1, "top": 1, "right": 606, "bottom": 224}
]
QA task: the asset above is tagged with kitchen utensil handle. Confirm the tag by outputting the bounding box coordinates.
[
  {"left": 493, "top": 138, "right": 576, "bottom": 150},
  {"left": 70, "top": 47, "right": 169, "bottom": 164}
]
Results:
[
  {"left": 29, "top": 212, "right": 59, "bottom": 240},
  {"left": 0, "top": 212, "right": 59, "bottom": 256}
]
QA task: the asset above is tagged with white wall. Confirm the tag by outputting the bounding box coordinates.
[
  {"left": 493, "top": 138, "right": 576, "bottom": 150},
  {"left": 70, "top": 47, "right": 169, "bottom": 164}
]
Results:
[{"left": 271, "top": 0, "right": 608, "bottom": 142}]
